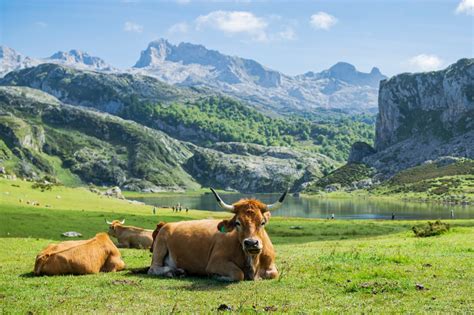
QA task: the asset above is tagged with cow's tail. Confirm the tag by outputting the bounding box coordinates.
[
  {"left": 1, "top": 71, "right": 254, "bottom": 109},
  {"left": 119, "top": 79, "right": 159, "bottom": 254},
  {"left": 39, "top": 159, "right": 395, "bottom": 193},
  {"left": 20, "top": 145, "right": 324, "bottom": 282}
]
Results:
[{"left": 150, "top": 222, "right": 166, "bottom": 253}]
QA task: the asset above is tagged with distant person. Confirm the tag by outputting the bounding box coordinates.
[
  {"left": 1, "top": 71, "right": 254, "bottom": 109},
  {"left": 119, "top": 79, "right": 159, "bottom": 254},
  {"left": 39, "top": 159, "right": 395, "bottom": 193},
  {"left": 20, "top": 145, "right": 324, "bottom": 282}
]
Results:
[
  {"left": 153, "top": 206, "right": 156, "bottom": 215},
  {"left": 391, "top": 213, "right": 395, "bottom": 220},
  {"left": 450, "top": 209, "right": 454, "bottom": 219},
  {"left": 185, "top": 208, "right": 189, "bottom": 213},
  {"left": 331, "top": 213, "right": 335, "bottom": 220},
  {"left": 172, "top": 206, "right": 175, "bottom": 212}
]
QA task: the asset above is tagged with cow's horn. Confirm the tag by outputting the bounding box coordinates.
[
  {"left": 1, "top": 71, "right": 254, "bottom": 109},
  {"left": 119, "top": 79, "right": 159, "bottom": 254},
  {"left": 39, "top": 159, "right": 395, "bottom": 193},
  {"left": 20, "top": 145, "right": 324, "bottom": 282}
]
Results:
[
  {"left": 210, "top": 188, "right": 234, "bottom": 211},
  {"left": 105, "top": 219, "right": 113, "bottom": 225},
  {"left": 120, "top": 219, "right": 125, "bottom": 224},
  {"left": 266, "top": 190, "right": 288, "bottom": 211}
]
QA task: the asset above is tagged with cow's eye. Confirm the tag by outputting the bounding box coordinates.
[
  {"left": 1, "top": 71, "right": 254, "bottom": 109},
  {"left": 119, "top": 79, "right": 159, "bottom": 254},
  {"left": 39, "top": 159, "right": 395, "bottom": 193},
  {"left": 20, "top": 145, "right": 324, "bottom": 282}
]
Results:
[
  {"left": 234, "top": 221, "right": 241, "bottom": 227},
  {"left": 261, "top": 221, "right": 266, "bottom": 226}
]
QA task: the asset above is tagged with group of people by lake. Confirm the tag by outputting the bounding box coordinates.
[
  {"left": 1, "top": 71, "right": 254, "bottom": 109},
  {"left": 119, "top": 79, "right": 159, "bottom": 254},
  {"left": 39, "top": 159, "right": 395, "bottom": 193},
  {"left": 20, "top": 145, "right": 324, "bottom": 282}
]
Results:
[{"left": 152, "top": 204, "right": 189, "bottom": 214}]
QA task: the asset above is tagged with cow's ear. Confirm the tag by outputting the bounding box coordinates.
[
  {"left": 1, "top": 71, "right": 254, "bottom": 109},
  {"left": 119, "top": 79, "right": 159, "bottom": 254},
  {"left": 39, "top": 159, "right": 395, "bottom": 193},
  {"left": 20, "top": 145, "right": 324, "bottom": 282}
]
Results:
[{"left": 217, "top": 219, "right": 235, "bottom": 233}]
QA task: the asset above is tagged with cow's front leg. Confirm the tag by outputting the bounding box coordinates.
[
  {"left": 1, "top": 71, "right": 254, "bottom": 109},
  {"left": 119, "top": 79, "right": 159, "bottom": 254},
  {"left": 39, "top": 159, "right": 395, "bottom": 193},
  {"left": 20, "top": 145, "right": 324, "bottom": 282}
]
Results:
[
  {"left": 102, "top": 254, "right": 126, "bottom": 272},
  {"left": 206, "top": 260, "right": 244, "bottom": 282},
  {"left": 259, "top": 264, "right": 279, "bottom": 280}
]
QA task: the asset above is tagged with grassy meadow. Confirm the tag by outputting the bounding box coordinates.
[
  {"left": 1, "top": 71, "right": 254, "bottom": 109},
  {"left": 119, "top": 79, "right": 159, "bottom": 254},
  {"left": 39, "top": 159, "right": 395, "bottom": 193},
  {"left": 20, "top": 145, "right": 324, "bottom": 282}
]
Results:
[{"left": 0, "top": 178, "right": 473, "bottom": 313}]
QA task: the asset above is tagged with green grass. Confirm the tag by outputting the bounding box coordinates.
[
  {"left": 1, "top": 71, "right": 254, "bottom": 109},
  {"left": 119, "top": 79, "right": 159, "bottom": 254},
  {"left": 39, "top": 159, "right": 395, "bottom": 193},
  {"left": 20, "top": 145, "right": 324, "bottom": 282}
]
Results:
[{"left": 1, "top": 178, "right": 473, "bottom": 313}]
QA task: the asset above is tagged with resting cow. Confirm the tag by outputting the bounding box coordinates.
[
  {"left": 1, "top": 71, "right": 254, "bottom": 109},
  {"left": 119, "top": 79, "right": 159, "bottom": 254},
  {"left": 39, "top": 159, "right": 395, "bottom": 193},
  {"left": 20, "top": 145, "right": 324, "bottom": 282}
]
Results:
[
  {"left": 34, "top": 233, "right": 125, "bottom": 276},
  {"left": 148, "top": 188, "right": 286, "bottom": 281},
  {"left": 106, "top": 219, "right": 153, "bottom": 249}
]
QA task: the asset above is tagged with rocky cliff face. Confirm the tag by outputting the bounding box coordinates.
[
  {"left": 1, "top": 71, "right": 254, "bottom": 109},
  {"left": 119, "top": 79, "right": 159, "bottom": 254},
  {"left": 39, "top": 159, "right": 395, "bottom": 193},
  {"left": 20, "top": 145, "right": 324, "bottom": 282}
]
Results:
[
  {"left": 376, "top": 58, "right": 473, "bottom": 151},
  {"left": 361, "top": 58, "right": 474, "bottom": 176}
]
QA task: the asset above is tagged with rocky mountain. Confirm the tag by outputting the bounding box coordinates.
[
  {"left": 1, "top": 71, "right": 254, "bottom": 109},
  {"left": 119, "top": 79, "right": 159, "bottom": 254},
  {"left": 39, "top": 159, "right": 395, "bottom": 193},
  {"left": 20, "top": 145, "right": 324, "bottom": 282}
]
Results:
[
  {"left": 1, "top": 42, "right": 386, "bottom": 114},
  {"left": 0, "top": 63, "right": 202, "bottom": 114},
  {"left": 0, "top": 85, "right": 335, "bottom": 192},
  {"left": 46, "top": 49, "right": 115, "bottom": 71},
  {"left": 349, "top": 58, "right": 474, "bottom": 177},
  {"left": 132, "top": 39, "right": 386, "bottom": 114},
  {"left": 0, "top": 46, "right": 115, "bottom": 78},
  {"left": 0, "top": 46, "right": 40, "bottom": 77}
]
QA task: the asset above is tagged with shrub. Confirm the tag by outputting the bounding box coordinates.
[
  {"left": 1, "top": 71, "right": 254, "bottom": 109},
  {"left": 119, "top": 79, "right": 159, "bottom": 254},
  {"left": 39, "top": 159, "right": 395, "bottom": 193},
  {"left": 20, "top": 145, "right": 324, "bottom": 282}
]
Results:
[{"left": 412, "top": 220, "right": 450, "bottom": 237}]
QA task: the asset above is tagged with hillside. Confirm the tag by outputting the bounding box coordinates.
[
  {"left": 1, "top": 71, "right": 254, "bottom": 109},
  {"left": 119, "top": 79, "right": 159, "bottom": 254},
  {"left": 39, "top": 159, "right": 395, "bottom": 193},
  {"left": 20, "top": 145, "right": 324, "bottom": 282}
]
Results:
[
  {"left": 0, "top": 63, "right": 375, "bottom": 162},
  {"left": 0, "top": 86, "right": 336, "bottom": 192}
]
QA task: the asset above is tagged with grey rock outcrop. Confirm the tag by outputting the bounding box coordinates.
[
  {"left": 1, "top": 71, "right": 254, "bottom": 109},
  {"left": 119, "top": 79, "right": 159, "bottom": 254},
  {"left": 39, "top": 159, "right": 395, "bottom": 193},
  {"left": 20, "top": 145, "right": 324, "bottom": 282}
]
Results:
[
  {"left": 362, "top": 58, "right": 474, "bottom": 177},
  {"left": 376, "top": 58, "right": 473, "bottom": 151},
  {"left": 348, "top": 141, "right": 376, "bottom": 163}
]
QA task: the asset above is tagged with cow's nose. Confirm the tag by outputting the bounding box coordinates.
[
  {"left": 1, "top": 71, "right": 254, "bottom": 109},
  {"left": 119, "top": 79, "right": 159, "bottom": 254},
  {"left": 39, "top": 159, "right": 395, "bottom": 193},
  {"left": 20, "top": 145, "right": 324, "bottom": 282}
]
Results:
[{"left": 244, "top": 239, "right": 259, "bottom": 248}]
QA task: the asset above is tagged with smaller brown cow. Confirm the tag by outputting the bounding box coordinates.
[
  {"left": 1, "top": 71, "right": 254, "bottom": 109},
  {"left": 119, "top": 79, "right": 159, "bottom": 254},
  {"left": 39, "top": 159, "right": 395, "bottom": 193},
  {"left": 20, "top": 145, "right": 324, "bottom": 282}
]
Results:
[
  {"left": 106, "top": 219, "right": 153, "bottom": 249},
  {"left": 34, "top": 233, "right": 125, "bottom": 276}
]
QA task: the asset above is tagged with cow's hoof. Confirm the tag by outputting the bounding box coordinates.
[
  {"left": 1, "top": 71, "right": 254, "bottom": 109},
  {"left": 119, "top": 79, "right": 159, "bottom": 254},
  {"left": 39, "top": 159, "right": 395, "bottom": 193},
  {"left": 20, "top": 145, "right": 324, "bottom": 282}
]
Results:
[{"left": 175, "top": 268, "right": 186, "bottom": 277}]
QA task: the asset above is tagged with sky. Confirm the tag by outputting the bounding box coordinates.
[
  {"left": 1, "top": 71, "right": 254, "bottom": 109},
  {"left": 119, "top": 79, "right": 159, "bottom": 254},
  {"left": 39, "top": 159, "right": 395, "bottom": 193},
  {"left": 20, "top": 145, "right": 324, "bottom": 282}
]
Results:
[{"left": 0, "top": 0, "right": 472, "bottom": 76}]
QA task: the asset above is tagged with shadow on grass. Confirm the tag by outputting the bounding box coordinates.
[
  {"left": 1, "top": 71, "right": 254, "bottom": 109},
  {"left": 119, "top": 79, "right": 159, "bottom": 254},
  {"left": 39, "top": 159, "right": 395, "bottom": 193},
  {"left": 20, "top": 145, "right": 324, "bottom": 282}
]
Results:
[
  {"left": 124, "top": 268, "right": 232, "bottom": 291},
  {"left": 19, "top": 272, "right": 36, "bottom": 278}
]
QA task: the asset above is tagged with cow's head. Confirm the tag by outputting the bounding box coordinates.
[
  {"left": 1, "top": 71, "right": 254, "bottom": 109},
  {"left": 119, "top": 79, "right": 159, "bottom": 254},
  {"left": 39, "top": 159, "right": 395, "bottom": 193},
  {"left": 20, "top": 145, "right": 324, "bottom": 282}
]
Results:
[
  {"left": 211, "top": 188, "right": 287, "bottom": 256},
  {"left": 105, "top": 219, "right": 125, "bottom": 237}
]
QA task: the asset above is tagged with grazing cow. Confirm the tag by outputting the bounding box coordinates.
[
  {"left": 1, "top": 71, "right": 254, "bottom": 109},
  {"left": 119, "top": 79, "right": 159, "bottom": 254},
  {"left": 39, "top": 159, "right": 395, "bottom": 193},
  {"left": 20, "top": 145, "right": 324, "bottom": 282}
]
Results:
[
  {"left": 106, "top": 219, "right": 153, "bottom": 249},
  {"left": 34, "top": 233, "right": 125, "bottom": 276},
  {"left": 148, "top": 188, "right": 287, "bottom": 281}
]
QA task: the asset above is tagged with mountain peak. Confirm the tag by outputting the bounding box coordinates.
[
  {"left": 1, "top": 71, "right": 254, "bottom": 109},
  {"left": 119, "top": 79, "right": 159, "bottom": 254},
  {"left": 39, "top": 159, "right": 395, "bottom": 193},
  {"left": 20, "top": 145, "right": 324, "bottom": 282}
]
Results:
[
  {"left": 134, "top": 39, "right": 174, "bottom": 67},
  {"left": 47, "top": 49, "right": 111, "bottom": 70},
  {"left": 329, "top": 62, "right": 357, "bottom": 74},
  {"left": 316, "top": 62, "right": 387, "bottom": 87},
  {"left": 370, "top": 67, "right": 382, "bottom": 75}
]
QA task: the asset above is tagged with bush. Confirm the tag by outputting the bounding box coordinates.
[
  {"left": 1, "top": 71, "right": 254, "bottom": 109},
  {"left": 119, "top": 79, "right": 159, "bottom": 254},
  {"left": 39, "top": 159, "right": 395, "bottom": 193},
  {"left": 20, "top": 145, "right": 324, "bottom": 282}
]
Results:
[
  {"left": 412, "top": 220, "right": 450, "bottom": 237},
  {"left": 32, "top": 175, "right": 62, "bottom": 191}
]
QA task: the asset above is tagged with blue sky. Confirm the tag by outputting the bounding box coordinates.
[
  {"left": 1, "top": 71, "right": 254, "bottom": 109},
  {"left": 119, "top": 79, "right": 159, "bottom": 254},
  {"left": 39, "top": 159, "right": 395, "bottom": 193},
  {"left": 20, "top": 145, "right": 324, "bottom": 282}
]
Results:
[{"left": 1, "top": 0, "right": 472, "bottom": 76}]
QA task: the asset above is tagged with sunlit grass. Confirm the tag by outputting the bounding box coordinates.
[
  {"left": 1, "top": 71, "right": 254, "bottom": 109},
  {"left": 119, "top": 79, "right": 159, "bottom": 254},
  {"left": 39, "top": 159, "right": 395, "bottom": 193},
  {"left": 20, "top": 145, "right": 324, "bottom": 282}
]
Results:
[{"left": 1, "top": 178, "right": 473, "bottom": 313}]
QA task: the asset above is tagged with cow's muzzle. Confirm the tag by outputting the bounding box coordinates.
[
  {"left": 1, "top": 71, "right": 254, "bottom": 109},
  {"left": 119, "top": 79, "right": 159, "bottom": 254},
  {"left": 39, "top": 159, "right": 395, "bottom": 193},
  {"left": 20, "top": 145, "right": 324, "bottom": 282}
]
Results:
[{"left": 243, "top": 238, "right": 262, "bottom": 255}]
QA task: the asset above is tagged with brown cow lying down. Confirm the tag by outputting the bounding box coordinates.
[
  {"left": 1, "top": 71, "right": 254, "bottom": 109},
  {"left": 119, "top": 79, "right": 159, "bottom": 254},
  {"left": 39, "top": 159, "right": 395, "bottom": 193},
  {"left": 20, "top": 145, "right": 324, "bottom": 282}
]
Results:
[
  {"left": 106, "top": 219, "right": 153, "bottom": 249},
  {"left": 148, "top": 188, "right": 287, "bottom": 281},
  {"left": 34, "top": 233, "right": 125, "bottom": 276}
]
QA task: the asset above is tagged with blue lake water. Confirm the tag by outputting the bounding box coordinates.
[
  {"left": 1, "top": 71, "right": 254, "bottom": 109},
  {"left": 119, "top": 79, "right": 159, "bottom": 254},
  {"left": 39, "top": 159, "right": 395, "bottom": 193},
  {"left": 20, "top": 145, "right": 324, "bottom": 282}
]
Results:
[{"left": 130, "top": 193, "right": 474, "bottom": 220}]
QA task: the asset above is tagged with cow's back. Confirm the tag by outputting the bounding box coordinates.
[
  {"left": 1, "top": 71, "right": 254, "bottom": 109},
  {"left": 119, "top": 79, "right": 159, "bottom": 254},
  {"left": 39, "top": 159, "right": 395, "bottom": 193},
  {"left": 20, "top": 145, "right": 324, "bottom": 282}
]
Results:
[{"left": 34, "top": 233, "right": 116, "bottom": 275}]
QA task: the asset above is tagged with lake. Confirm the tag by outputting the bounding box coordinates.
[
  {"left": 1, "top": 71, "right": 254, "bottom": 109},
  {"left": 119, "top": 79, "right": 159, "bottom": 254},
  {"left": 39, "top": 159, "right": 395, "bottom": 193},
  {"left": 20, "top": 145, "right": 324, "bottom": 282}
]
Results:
[{"left": 130, "top": 193, "right": 474, "bottom": 220}]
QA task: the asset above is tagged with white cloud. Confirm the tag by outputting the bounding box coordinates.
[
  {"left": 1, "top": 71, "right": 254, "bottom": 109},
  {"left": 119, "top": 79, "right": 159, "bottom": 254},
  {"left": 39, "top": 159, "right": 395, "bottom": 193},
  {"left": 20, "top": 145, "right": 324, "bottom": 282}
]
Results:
[
  {"left": 310, "top": 12, "right": 338, "bottom": 30},
  {"left": 408, "top": 54, "right": 443, "bottom": 71},
  {"left": 176, "top": 0, "right": 190, "bottom": 4},
  {"left": 196, "top": 10, "right": 268, "bottom": 41},
  {"left": 168, "top": 22, "right": 189, "bottom": 34},
  {"left": 124, "top": 21, "right": 143, "bottom": 33},
  {"left": 455, "top": 0, "right": 474, "bottom": 15},
  {"left": 277, "top": 26, "right": 296, "bottom": 40},
  {"left": 36, "top": 21, "right": 47, "bottom": 28}
]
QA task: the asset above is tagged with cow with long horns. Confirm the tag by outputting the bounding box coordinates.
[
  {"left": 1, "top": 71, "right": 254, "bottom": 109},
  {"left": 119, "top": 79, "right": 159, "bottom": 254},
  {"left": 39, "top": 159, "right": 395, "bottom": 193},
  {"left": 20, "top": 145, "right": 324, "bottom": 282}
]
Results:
[
  {"left": 106, "top": 219, "right": 154, "bottom": 249},
  {"left": 148, "top": 188, "right": 287, "bottom": 281}
]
